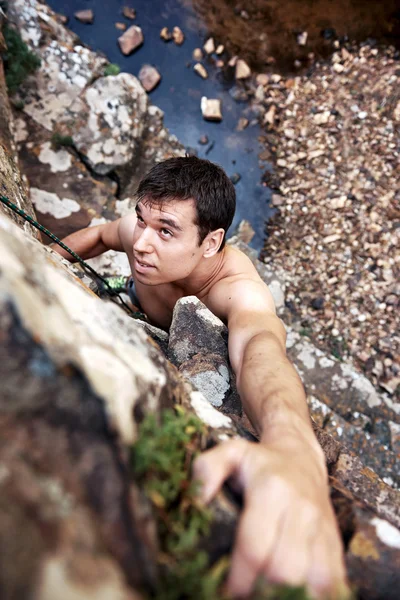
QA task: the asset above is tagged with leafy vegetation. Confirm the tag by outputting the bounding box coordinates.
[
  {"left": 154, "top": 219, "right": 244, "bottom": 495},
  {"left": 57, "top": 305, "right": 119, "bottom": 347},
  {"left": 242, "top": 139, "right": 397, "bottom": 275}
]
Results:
[
  {"left": 131, "top": 407, "right": 314, "bottom": 600},
  {"left": 104, "top": 63, "right": 121, "bottom": 76},
  {"left": 51, "top": 132, "right": 74, "bottom": 149},
  {"left": 3, "top": 25, "right": 41, "bottom": 94}
]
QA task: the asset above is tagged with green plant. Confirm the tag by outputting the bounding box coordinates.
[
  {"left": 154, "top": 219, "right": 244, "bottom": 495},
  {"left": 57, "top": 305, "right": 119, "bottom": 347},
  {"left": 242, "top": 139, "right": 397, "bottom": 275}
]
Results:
[
  {"left": 132, "top": 406, "right": 224, "bottom": 599},
  {"left": 104, "top": 63, "right": 121, "bottom": 76},
  {"left": 3, "top": 25, "right": 41, "bottom": 94},
  {"left": 131, "top": 407, "right": 316, "bottom": 600},
  {"left": 51, "top": 132, "right": 74, "bottom": 149},
  {"left": 13, "top": 98, "right": 25, "bottom": 110}
]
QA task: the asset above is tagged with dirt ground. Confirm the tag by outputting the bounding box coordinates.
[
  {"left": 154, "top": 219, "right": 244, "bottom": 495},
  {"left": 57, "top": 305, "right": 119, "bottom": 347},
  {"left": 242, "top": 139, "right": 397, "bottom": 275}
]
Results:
[{"left": 191, "top": 0, "right": 400, "bottom": 71}]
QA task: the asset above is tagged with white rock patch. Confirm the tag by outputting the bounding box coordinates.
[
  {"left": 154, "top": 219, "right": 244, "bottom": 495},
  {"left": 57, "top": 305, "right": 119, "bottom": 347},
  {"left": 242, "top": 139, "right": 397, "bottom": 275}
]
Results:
[
  {"left": 30, "top": 188, "right": 80, "bottom": 219},
  {"left": 190, "top": 391, "right": 232, "bottom": 428},
  {"left": 297, "top": 345, "right": 316, "bottom": 369},
  {"left": 38, "top": 142, "right": 72, "bottom": 172},
  {"left": 190, "top": 365, "right": 230, "bottom": 408},
  {"left": 371, "top": 517, "right": 400, "bottom": 549}
]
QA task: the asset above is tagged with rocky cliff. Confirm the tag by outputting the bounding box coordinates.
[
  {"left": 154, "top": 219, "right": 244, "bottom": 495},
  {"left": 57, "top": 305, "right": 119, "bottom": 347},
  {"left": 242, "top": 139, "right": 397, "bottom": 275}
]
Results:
[{"left": 0, "top": 1, "right": 399, "bottom": 598}]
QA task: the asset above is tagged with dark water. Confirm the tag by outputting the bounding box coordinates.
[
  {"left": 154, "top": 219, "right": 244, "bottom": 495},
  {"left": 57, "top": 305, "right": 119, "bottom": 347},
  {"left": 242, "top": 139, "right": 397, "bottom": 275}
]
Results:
[{"left": 46, "top": 0, "right": 274, "bottom": 248}]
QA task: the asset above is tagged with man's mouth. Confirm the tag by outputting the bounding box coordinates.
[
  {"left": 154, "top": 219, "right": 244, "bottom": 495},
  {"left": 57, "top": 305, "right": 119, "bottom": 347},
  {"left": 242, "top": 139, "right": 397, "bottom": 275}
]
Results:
[{"left": 134, "top": 258, "right": 155, "bottom": 272}]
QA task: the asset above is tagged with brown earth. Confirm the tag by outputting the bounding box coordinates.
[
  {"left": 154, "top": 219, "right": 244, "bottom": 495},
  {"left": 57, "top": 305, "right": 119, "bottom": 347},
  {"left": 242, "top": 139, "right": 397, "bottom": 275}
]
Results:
[{"left": 190, "top": 0, "right": 400, "bottom": 71}]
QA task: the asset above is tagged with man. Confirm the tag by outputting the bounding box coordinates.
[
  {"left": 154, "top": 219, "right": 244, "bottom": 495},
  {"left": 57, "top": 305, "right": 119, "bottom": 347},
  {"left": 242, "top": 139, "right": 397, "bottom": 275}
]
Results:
[{"left": 54, "top": 157, "right": 348, "bottom": 599}]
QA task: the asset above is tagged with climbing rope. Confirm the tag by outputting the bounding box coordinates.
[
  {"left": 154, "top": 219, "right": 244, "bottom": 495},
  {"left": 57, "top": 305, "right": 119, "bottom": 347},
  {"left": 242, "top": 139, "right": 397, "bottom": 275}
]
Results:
[{"left": 0, "top": 194, "right": 144, "bottom": 319}]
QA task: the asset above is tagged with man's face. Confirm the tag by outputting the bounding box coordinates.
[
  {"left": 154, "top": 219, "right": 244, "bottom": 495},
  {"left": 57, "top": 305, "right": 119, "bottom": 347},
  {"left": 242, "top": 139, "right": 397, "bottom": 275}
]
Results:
[{"left": 132, "top": 198, "right": 206, "bottom": 285}]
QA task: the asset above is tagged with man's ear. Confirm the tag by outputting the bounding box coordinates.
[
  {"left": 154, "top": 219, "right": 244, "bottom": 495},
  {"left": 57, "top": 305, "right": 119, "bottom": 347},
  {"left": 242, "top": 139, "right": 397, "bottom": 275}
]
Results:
[{"left": 202, "top": 228, "right": 225, "bottom": 257}]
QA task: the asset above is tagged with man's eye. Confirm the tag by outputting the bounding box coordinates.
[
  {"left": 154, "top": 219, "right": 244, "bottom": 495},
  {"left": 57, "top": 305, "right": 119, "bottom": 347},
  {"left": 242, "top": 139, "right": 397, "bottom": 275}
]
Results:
[
  {"left": 137, "top": 214, "right": 144, "bottom": 223},
  {"left": 161, "top": 228, "right": 172, "bottom": 237}
]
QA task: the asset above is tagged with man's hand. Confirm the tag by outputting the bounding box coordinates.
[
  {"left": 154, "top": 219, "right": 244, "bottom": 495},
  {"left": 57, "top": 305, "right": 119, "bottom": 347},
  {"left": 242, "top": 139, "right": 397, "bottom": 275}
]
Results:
[{"left": 193, "top": 438, "right": 349, "bottom": 599}]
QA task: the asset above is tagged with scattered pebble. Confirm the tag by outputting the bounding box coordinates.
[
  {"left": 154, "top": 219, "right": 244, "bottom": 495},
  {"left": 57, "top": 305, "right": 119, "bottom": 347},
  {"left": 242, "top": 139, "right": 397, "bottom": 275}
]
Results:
[
  {"left": 122, "top": 6, "right": 136, "bottom": 20},
  {"left": 297, "top": 31, "right": 308, "bottom": 46},
  {"left": 160, "top": 27, "right": 172, "bottom": 42},
  {"left": 172, "top": 26, "right": 185, "bottom": 45},
  {"left": 198, "top": 135, "right": 209, "bottom": 145},
  {"left": 115, "top": 22, "right": 127, "bottom": 31},
  {"left": 118, "top": 25, "right": 144, "bottom": 55},
  {"left": 235, "top": 59, "right": 251, "bottom": 80},
  {"left": 192, "top": 48, "right": 203, "bottom": 61},
  {"left": 138, "top": 64, "right": 161, "bottom": 92},
  {"left": 203, "top": 37, "right": 215, "bottom": 55},
  {"left": 236, "top": 117, "right": 249, "bottom": 131},
  {"left": 230, "top": 172, "right": 241, "bottom": 184},
  {"left": 201, "top": 97, "right": 222, "bottom": 121},
  {"left": 216, "top": 44, "right": 224, "bottom": 55},
  {"left": 74, "top": 9, "right": 94, "bottom": 24},
  {"left": 194, "top": 63, "right": 208, "bottom": 79}
]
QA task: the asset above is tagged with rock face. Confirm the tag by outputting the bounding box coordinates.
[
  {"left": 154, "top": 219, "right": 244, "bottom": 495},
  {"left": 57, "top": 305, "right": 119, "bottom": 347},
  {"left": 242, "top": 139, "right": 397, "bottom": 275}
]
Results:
[
  {"left": 2, "top": 3, "right": 400, "bottom": 598},
  {"left": 6, "top": 0, "right": 184, "bottom": 241},
  {"left": 59, "top": 73, "right": 149, "bottom": 175}
]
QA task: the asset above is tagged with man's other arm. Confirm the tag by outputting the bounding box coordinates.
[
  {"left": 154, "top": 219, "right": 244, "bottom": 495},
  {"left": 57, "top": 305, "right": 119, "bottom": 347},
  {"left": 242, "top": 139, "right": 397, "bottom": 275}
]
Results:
[
  {"left": 51, "top": 218, "right": 126, "bottom": 262},
  {"left": 194, "top": 278, "right": 348, "bottom": 599}
]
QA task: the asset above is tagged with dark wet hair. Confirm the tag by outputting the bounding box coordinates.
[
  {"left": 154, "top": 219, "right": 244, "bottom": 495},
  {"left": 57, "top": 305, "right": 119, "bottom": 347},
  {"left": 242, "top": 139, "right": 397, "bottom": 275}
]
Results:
[{"left": 136, "top": 156, "right": 236, "bottom": 251}]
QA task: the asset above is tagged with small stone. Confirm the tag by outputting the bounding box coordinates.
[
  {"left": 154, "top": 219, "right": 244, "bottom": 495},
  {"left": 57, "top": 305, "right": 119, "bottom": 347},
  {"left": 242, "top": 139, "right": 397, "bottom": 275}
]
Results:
[
  {"left": 228, "top": 55, "right": 238, "bottom": 67},
  {"left": 198, "top": 135, "right": 209, "bottom": 145},
  {"left": 314, "top": 111, "right": 331, "bottom": 125},
  {"left": 284, "top": 128, "right": 295, "bottom": 139},
  {"left": 333, "top": 63, "right": 345, "bottom": 73},
  {"left": 264, "top": 105, "right": 276, "bottom": 125},
  {"left": 74, "top": 9, "right": 94, "bottom": 24},
  {"left": 192, "top": 48, "right": 203, "bottom": 61},
  {"left": 256, "top": 73, "right": 269, "bottom": 86},
  {"left": 311, "top": 297, "right": 325, "bottom": 310},
  {"left": 235, "top": 59, "right": 251, "bottom": 80},
  {"left": 331, "top": 328, "right": 340, "bottom": 337},
  {"left": 341, "top": 47, "right": 352, "bottom": 61},
  {"left": 118, "top": 25, "right": 144, "bottom": 55},
  {"left": 216, "top": 44, "right": 224, "bottom": 55},
  {"left": 160, "top": 27, "right": 172, "bottom": 41},
  {"left": 115, "top": 22, "right": 127, "bottom": 31},
  {"left": 230, "top": 173, "right": 241, "bottom": 185},
  {"left": 201, "top": 97, "right": 222, "bottom": 122},
  {"left": 122, "top": 6, "right": 136, "bottom": 19},
  {"left": 297, "top": 31, "right": 308, "bottom": 46},
  {"left": 358, "top": 111, "right": 368, "bottom": 120},
  {"left": 271, "top": 74, "right": 282, "bottom": 83},
  {"left": 194, "top": 63, "right": 208, "bottom": 79},
  {"left": 385, "top": 294, "right": 397, "bottom": 306},
  {"left": 172, "top": 26, "right": 185, "bottom": 45},
  {"left": 236, "top": 117, "right": 249, "bottom": 131},
  {"left": 277, "top": 159, "right": 287, "bottom": 167},
  {"left": 324, "top": 233, "right": 341, "bottom": 244},
  {"left": 215, "top": 59, "right": 224, "bottom": 68},
  {"left": 271, "top": 194, "right": 284, "bottom": 206},
  {"left": 138, "top": 64, "right": 161, "bottom": 92},
  {"left": 203, "top": 37, "right": 215, "bottom": 54}
]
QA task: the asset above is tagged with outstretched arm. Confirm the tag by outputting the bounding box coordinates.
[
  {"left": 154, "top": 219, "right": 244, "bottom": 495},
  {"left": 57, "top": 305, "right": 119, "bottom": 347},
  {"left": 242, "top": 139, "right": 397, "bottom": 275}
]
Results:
[
  {"left": 51, "top": 218, "right": 124, "bottom": 262},
  {"left": 194, "top": 278, "right": 348, "bottom": 599}
]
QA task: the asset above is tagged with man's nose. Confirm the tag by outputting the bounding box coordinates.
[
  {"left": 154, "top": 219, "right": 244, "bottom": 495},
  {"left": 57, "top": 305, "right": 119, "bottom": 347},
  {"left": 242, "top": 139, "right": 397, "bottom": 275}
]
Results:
[{"left": 133, "top": 227, "right": 154, "bottom": 253}]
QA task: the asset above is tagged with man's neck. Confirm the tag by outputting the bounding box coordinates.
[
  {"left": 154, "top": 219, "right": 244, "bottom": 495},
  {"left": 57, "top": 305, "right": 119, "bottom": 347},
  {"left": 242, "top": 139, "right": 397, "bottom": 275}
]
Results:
[{"left": 174, "top": 248, "right": 226, "bottom": 298}]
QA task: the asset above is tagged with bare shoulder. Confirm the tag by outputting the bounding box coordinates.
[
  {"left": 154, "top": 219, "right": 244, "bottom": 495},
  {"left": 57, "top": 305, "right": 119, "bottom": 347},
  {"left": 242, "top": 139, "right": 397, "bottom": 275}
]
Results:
[
  {"left": 207, "top": 246, "right": 276, "bottom": 321},
  {"left": 118, "top": 213, "right": 137, "bottom": 253}
]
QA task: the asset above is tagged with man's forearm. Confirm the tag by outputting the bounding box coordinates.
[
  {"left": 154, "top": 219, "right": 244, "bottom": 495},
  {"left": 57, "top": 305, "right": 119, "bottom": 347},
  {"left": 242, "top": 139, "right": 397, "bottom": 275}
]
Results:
[
  {"left": 238, "top": 332, "right": 325, "bottom": 467},
  {"left": 51, "top": 226, "right": 108, "bottom": 262}
]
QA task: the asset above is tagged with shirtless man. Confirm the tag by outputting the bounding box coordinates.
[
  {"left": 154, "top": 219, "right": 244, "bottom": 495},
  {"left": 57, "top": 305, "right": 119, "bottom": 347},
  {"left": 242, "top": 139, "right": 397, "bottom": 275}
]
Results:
[{"left": 55, "top": 157, "right": 347, "bottom": 599}]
